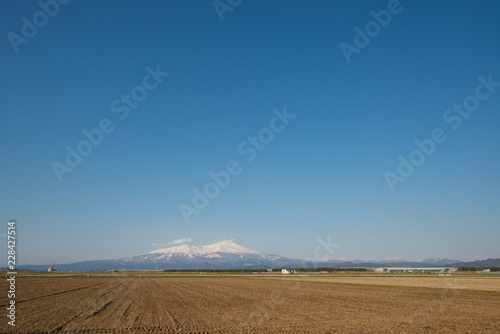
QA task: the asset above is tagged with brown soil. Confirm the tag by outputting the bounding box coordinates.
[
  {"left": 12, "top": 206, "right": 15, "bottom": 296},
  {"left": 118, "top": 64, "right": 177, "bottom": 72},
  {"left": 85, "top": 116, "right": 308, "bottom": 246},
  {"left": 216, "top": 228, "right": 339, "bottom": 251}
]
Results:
[
  {"left": 261, "top": 275, "right": 500, "bottom": 291},
  {"left": 1, "top": 276, "right": 499, "bottom": 333}
]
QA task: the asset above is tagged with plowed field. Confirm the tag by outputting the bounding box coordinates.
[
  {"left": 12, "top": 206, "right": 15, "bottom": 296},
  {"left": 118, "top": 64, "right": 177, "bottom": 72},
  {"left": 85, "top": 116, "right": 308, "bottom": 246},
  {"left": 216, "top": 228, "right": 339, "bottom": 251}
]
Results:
[{"left": 1, "top": 276, "right": 499, "bottom": 333}]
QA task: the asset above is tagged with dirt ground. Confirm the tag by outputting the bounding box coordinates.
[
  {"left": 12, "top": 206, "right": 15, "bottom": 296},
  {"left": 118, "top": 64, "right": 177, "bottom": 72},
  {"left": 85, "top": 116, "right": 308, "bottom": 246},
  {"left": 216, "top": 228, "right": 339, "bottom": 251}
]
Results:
[
  {"left": 1, "top": 276, "right": 499, "bottom": 333},
  {"left": 261, "top": 274, "right": 500, "bottom": 291}
]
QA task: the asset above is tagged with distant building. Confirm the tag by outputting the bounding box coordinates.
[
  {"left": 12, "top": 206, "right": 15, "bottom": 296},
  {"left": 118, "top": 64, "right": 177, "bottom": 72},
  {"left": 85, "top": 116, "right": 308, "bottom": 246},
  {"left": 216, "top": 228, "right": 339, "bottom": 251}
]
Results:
[{"left": 281, "top": 269, "right": 295, "bottom": 274}]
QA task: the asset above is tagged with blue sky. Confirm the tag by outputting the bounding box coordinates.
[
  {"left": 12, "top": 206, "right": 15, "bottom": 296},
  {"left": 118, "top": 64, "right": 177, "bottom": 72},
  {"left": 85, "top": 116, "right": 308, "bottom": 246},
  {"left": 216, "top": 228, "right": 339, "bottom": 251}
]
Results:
[{"left": 1, "top": 0, "right": 499, "bottom": 265}]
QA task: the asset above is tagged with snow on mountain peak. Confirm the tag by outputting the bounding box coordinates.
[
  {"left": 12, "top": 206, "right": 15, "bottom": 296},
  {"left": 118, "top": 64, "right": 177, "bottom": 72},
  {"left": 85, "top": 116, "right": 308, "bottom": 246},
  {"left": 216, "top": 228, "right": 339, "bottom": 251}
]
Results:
[
  {"left": 202, "top": 240, "right": 259, "bottom": 255},
  {"left": 147, "top": 240, "right": 259, "bottom": 258}
]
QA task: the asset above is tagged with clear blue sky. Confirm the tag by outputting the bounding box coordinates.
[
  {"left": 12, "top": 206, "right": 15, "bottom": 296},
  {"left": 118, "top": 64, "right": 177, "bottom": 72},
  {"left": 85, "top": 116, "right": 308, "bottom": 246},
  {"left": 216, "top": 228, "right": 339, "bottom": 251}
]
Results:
[{"left": 1, "top": 0, "right": 499, "bottom": 265}]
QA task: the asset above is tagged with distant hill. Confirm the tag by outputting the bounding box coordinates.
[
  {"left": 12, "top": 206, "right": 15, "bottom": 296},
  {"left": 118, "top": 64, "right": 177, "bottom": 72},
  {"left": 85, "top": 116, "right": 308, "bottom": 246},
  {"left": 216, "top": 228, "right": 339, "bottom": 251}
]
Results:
[
  {"left": 17, "top": 240, "right": 301, "bottom": 271},
  {"left": 14, "top": 240, "right": 499, "bottom": 272},
  {"left": 422, "top": 258, "right": 463, "bottom": 266},
  {"left": 450, "top": 258, "right": 500, "bottom": 267}
]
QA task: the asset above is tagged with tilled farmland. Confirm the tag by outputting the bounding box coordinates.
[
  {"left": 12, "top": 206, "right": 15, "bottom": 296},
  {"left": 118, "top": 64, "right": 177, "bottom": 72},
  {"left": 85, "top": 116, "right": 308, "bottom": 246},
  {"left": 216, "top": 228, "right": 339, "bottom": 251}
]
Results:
[{"left": 1, "top": 276, "right": 499, "bottom": 333}]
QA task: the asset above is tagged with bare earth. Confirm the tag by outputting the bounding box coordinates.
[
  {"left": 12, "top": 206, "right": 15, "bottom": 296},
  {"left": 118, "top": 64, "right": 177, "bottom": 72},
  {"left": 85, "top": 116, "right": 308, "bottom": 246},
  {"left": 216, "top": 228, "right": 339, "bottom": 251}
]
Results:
[
  {"left": 262, "top": 275, "right": 500, "bottom": 291},
  {"left": 1, "top": 275, "right": 499, "bottom": 333}
]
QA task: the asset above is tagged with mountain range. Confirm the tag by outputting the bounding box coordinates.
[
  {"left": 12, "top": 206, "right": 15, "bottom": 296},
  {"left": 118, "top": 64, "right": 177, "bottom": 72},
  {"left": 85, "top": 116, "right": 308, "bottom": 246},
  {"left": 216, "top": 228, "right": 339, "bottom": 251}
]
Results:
[{"left": 15, "top": 240, "right": 500, "bottom": 272}]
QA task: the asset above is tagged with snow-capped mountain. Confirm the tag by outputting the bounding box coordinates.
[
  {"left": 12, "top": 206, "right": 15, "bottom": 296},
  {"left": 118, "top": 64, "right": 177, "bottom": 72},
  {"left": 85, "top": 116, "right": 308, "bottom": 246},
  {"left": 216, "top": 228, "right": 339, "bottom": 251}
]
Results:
[
  {"left": 121, "top": 240, "right": 296, "bottom": 269},
  {"left": 16, "top": 239, "right": 483, "bottom": 272},
  {"left": 131, "top": 240, "right": 259, "bottom": 261}
]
